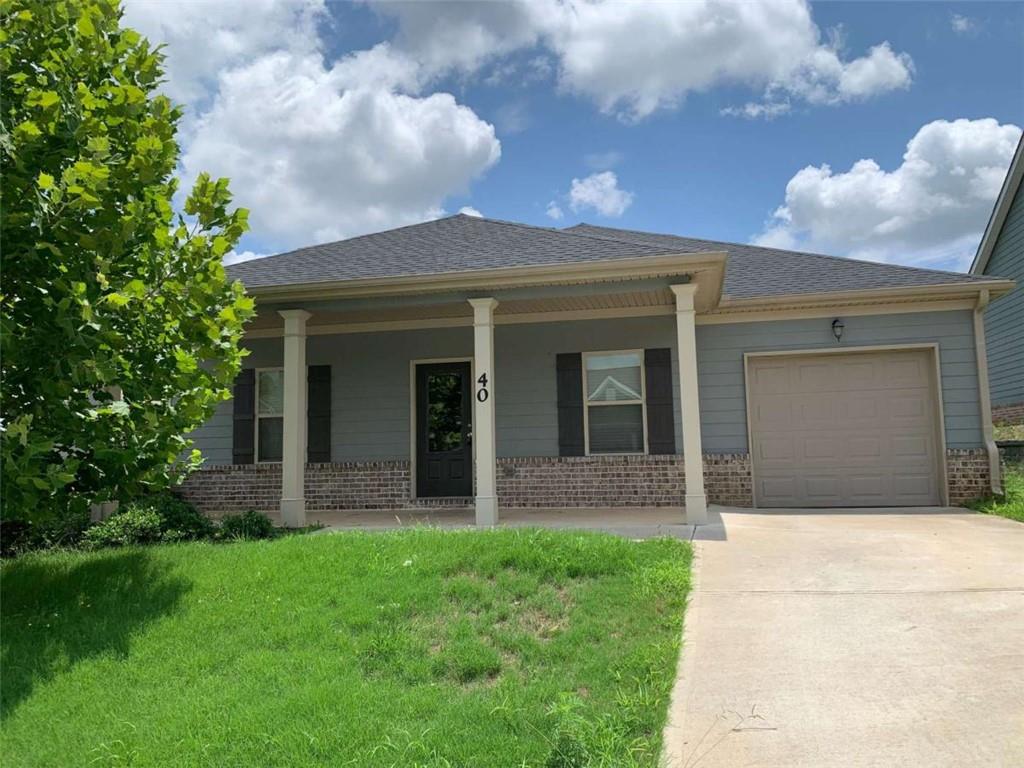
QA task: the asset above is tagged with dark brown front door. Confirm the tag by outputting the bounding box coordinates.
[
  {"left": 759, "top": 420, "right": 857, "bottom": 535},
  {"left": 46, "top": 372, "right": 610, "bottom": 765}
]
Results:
[{"left": 416, "top": 362, "right": 472, "bottom": 497}]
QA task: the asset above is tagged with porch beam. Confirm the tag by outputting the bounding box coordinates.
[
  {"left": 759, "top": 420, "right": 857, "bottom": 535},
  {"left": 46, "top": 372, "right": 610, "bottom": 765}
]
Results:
[
  {"left": 278, "top": 309, "right": 311, "bottom": 527},
  {"left": 469, "top": 298, "right": 499, "bottom": 527},
  {"left": 670, "top": 284, "right": 709, "bottom": 525}
]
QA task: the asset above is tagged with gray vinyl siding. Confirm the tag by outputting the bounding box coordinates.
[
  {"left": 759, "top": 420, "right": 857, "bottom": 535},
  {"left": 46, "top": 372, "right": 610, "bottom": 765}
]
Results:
[
  {"left": 187, "top": 309, "right": 983, "bottom": 464},
  {"left": 982, "top": 183, "right": 1024, "bottom": 406},
  {"left": 493, "top": 317, "right": 680, "bottom": 457},
  {"left": 189, "top": 399, "right": 233, "bottom": 464},
  {"left": 697, "top": 310, "right": 983, "bottom": 452}
]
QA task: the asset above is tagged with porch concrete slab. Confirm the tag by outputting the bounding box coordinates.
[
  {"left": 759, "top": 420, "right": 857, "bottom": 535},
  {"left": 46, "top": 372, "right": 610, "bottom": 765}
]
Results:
[
  {"left": 294, "top": 506, "right": 696, "bottom": 539},
  {"left": 664, "top": 508, "right": 1024, "bottom": 768}
]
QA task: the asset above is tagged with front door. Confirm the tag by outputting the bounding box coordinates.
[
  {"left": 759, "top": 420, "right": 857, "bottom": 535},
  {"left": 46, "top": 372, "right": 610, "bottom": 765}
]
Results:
[{"left": 416, "top": 361, "right": 473, "bottom": 497}]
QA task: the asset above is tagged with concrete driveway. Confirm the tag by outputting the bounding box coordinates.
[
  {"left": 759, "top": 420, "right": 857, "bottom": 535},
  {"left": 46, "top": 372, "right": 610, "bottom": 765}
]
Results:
[{"left": 663, "top": 508, "right": 1024, "bottom": 768}]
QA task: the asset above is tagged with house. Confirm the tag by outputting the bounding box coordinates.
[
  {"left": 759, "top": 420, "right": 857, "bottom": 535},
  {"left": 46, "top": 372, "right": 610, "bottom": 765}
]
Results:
[
  {"left": 180, "top": 214, "right": 1014, "bottom": 526},
  {"left": 971, "top": 135, "right": 1024, "bottom": 428}
]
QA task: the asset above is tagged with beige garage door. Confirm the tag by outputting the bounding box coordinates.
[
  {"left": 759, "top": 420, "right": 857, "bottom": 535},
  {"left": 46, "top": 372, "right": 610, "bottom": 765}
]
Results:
[{"left": 747, "top": 349, "right": 943, "bottom": 507}]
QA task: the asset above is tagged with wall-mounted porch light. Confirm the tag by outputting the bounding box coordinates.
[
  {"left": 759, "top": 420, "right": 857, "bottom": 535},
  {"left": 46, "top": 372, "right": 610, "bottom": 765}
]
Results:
[{"left": 831, "top": 318, "right": 845, "bottom": 342}]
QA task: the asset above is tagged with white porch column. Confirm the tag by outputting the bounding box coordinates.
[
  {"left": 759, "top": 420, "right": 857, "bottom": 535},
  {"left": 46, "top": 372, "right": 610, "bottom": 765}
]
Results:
[
  {"left": 670, "top": 284, "right": 708, "bottom": 525},
  {"left": 469, "top": 298, "right": 499, "bottom": 527},
  {"left": 278, "top": 309, "right": 311, "bottom": 527}
]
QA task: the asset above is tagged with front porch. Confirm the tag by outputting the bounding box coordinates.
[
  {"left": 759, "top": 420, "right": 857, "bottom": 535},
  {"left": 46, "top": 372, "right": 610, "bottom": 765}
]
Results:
[
  {"left": 267, "top": 504, "right": 711, "bottom": 540},
  {"left": 182, "top": 246, "right": 734, "bottom": 527}
]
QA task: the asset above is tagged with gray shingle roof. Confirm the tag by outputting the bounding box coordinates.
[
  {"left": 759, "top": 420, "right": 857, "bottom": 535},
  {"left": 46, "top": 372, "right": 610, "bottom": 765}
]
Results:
[
  {"left": 227, "top": 215, "right": 667, "bottom": 288},
  {"left": 566, "top": 223, "right": 992, "bottom": 300},
  {"left": 227, "top": 213, "right": 992, "bottom": 299}
]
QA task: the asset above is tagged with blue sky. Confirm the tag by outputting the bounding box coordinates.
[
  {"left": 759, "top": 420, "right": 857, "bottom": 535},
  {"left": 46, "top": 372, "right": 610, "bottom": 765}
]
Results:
[{"left": 124, "top": 1, "right": 1023, "bottom": 272}]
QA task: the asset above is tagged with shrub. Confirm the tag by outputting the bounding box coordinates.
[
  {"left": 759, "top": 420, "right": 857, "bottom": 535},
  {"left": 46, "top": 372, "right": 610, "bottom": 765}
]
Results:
[
  {"left": 124, "top": 493, "right": 215, "bottom": 541},
  {"left": 83, "top": 508, "right": 163, "bottom": 549},
  {"left": 1, "top": 509, "right": 93, "bottom": 557},
  {"left": 218, "top": 510, "right": 275, "bottom": 540}
]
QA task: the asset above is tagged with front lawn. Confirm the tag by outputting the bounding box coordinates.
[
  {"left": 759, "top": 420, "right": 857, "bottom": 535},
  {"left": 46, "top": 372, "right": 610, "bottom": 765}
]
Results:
[
  {"left": 969, "top": 466, "right": 1024, "bottom": 523},
  {"left": 1, "top": 529, "right": 691, "bottom": 767}
]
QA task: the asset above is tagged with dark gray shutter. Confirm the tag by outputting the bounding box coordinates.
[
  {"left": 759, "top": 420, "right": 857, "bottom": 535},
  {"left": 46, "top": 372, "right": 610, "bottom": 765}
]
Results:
[
  {"left": 307, "top": 365, "right": 331, "bottom": 463},
  {"left": 645, "top": 348, "right": 676, "bottom": 455},
  {"left": 556, "top": 353, "right": 585, "bottom": 456},
  {"left": 232, "top": 368, "right": 256, "bottom": 464}
]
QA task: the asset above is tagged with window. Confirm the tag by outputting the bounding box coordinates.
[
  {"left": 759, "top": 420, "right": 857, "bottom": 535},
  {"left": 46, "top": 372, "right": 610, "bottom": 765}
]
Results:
[
  {"left": 256, "top": 368, "right": 284, "bottom": 462},
  {"left": 583, "top": 351, "right": 647, "bottom": 454}
]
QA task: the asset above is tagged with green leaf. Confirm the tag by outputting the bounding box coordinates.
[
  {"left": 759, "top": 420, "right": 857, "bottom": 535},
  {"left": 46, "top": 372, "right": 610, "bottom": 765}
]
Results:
[
  {"left": 76, "top": 12, "right": 95, "bottom": 37},
  {"left": 2, "top": 0, "right": 250, "bottom": 521},
  {"left": 13, "top": 120, "right": 42, "bottom": 139},
  {"left": 28, "top": 90, "right": 59, "bottom": 109},
  {"left": 103, "top": 292, "right": 130, "bottom": 307}
]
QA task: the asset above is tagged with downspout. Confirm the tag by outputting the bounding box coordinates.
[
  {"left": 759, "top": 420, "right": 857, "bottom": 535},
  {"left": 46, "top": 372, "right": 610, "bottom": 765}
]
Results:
[{"left": 973, "top": 289, "right": 1002, "bottom": 496}]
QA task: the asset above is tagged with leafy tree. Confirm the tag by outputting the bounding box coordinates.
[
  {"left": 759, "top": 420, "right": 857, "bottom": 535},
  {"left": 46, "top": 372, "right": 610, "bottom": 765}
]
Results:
[{"left": 1, "top": 0, "right": 254, "bottom": 520}]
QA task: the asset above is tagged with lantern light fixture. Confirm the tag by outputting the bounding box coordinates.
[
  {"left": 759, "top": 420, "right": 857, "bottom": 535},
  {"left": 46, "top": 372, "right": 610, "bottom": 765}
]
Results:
[{"left": 831, "top": 318, "right": 845, "bottom": 342}]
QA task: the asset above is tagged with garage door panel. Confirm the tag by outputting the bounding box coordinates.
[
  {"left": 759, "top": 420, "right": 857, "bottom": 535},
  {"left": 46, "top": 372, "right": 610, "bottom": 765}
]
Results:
[
  {"left": 751, "top": 363, "right": 791, "bottom": 394},
  {"left": 756, "top": 435, "right": 795, "bottom": 461},
  {"left": 748, "top": 349, "right": 942, "bottom": 508},
  {"left": 844, "top": 395, "right": 881, "bottom": 423},
  {"left": 847, "top": 436, "right": 882, "bottom": 459},
  {"left": 891, "top": 435, "right": 931, "bottom": 459},
  {"left": 893, "top": 474, "right": 935, "bottom": 497}
]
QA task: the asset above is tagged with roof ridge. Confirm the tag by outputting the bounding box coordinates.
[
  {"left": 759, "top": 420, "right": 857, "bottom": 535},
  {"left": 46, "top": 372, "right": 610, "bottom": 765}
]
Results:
[
  {"left": 233, "top": 213, "right": 671, "bottom": 268},
  {"left": 567, "top": 223, "right": 988, "bottom": 282},
  {"left": 450, "top": 213, "right": 671, "bottom": 254}
]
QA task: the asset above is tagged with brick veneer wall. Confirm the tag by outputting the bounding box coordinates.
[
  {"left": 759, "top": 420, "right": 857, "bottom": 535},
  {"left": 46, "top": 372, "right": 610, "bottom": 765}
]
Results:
[
  {"left": 992, "top": 402, "right": 1024, "bottom": 426},
  {"left": 178, "top": 461, "right": 412, "bottom": 513},
  {"left": 945, "top": 449, "right": 992, "bottom": 506},
  {"left": 178, "top": 453, "right": 756, "bottom": 512},
  {"left": 496, "top": 455, "right": 684, "bottom": 508},
  {"left": 703, "top": 453, "right": 754, "bottom": 507},
  {"left": 178, "top": 450, "right": 989, "bottom": 512}
]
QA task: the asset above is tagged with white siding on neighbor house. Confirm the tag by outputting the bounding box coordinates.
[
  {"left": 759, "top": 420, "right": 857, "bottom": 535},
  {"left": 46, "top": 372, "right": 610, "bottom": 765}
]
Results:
[
  {"left": 187, "top": 309, "right": 984, "bottom": 464},
  {"left": 982, "top": 181, "right": 1024, "bottom": 407}
]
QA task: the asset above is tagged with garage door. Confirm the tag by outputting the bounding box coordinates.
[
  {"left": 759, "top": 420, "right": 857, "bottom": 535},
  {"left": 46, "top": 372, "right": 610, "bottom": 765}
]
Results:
[{"left": 747, "top": 349, "right": 943, "bottom": 507}]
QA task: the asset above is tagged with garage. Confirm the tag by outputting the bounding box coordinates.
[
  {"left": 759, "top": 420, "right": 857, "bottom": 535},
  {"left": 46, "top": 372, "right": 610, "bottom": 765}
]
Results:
[{"left": 746, "top": 347, "right": 944, "bottom": 507}]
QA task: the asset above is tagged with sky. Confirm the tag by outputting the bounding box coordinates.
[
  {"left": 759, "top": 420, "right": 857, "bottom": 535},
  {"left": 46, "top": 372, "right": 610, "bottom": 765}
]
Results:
[{"left": 122, "top": 0, "right": 1024, "bottom": 273}]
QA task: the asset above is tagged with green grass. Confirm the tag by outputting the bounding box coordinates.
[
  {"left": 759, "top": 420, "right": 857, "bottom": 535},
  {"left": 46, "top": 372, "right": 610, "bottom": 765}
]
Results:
[
  {"left": 994, "top": 423, "right": 1024, "bottom": 441},
  {"left": 969, "top": 465, "right": 1024, "bottom": 523},
  {"left": 1, "top": 529, "right": 691, "bottom": 767}
]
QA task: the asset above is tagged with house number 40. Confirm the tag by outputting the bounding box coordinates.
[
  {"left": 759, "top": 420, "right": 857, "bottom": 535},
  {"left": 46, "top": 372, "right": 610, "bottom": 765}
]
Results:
[{"left": 476, "top": 373, "right": 489, "bottom": 402}]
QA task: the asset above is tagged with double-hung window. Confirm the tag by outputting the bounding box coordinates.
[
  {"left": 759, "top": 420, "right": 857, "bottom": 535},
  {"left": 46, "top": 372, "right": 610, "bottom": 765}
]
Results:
[
  {"left": 256, "top": 368, "right": 284, "bottom": 462},
  {"left": 583, "top": 351, "right": 647, "bottom": 454}
]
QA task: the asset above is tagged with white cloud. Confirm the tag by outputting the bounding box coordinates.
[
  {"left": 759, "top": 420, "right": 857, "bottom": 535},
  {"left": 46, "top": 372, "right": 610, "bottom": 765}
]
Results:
[
  {"left": 754, "top": 118, "right": 1022, "bottom": 270},
  {"left": 123, "top": 0, "right": 325, "bottom": 106},
  {"left": 951, "top": 14, "right": 976, "bottom": 35},
  {"left": 458, "top": 206, "right": 483, "bottom": 217},
  {"left": 124, "top": 0, "right": 501, "bottom": 253},
  {"left": 181, "top": 52, "right": 500, "bottom": 250},
  {"left": 546, "top": 201, "right": 564, "bottom": 220},
  {"left": 372, "top": 0, "right": 914, "bottom": 121},
  {"left": 368, "top": 0, "right": 545, "bottom": 81},
  {"left": 568, "top": 172, "right": 634, "bottom": 218},
  {"left": 721, "top": 101, "right": 792, "bottom": 120}
]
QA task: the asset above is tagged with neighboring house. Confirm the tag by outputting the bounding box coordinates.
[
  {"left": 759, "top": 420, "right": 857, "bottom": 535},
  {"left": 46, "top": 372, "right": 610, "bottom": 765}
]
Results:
[
  {"left": 971, "top": 135, "right": 1024, "bottom": 427},
  {"left": 181, "top": 214, "right": 1014, "bottom": 525}
]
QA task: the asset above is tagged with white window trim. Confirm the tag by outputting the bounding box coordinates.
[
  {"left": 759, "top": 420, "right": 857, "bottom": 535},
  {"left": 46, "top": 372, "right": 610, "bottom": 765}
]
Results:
[
  {"left": 255, "top": 366, "right": 284, "bottom": 464},
  {"left": 582, "top": 349, "right": 649, "bottom": 456}
]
